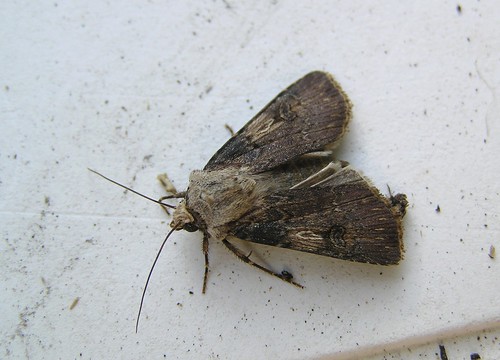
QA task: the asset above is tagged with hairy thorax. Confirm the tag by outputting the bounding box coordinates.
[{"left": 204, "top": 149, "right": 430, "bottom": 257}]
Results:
[{"left": 172, "top": 168, "right": 262, "bottom": 240}]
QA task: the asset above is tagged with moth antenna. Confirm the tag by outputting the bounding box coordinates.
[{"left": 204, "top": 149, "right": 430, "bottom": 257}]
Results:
[
  {"left": 88, "top": 168, "right": 176, "bottom": 209},
  {"left": 136, "top": 226, "right": 177, "bottom": 333},
  {"left": 386, "top": 184, "right": 394, "bottom": 198}
]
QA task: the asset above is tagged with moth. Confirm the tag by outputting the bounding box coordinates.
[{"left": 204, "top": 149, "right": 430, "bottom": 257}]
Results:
[{"left": 91, "top": 71, "right": 408, "bottom": 330}]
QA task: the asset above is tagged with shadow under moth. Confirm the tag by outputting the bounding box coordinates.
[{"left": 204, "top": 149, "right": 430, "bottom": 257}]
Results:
[{"left": 91, "top": 71, "right": 408, "bottom": 330}]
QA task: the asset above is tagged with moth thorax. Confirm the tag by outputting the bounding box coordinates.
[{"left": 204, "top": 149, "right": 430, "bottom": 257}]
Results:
[
  {"left": 185, "top": 169, "right": 258, "bottom": 239},
  {"left": 171, "top": 200, "right": 195, "bottom": 230}
]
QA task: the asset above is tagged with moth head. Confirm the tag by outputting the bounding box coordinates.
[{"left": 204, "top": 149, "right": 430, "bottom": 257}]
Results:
[{"left": 171, "top": 200, "right": 198, "bottom": 232}]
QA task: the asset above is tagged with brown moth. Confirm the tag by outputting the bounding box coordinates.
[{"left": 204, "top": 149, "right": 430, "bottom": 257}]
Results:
[
  {"left": 169, "top": 71, "right": 407, "bottom": 289},
  {"left": 91, "top": 71, "right": 408, "bottom": 330}
]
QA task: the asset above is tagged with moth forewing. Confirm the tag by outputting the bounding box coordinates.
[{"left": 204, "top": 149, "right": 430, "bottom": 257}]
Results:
[
  {"left": 225, "top": 166, "right": 406, "bottom": 266},
  {"left": 204, "top": 71, "right": 353, "bottom": 173}
]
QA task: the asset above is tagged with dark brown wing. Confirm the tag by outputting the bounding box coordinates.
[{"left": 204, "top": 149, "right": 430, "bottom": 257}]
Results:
[
  {"left": 227, "top": 165, "right": 406, "bottom": 265},
  {"left": 204, "top": 71, "right": 352, "bottom": 174}
]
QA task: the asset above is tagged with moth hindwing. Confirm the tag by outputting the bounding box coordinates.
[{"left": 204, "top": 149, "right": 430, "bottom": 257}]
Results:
[{"left": 168, "top": 71, "right": 408, "bottom": 292}]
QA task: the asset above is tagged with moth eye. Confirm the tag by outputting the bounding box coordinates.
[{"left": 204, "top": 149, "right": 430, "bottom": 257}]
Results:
[{"left": 183, "top": 223, "right": 199, "bottom": 232}]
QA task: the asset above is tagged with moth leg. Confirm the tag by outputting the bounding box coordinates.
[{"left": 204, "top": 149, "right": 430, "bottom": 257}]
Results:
[
  {"left": 222, "top": 239, "right": 304, "bottom": 289},
  {"left": 202, "top": 234, "right": 209, "bottom": 294},
  {"left": 156, "top": 193, "right": 186, "bottom": 215},
  {"left": 157, "top": 173, "right": 177, "bottom": 194},
  {"left": 157, "top": 173, "right": 187, "bottom": 198},
  {"left": 157, "top": 173, "right": 185, "bottom": 214},
  {"left": 158, "top": 192, "right": 186, "bottom": 201},
  {"left": 224, "top": 124, "right": 235, "bottom": 137}
]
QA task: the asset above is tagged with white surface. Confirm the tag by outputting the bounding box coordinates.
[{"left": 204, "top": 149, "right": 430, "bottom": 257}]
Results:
[{"left": 1, "top": 1, "right": 499, "bottom": 359}]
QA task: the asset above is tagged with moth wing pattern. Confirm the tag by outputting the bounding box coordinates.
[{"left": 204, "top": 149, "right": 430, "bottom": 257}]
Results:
[
  {"left": 204, "top": 71, "right": 352, "bottom": 173},
  {"left": 227, "top": 161, "right": 405, "bottom": 265},
  {"left": 253, "top": 153, "right": 340, "bottom": 191}
]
